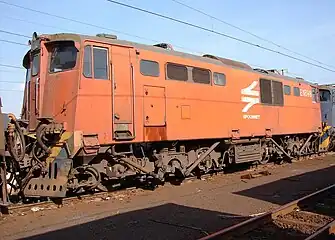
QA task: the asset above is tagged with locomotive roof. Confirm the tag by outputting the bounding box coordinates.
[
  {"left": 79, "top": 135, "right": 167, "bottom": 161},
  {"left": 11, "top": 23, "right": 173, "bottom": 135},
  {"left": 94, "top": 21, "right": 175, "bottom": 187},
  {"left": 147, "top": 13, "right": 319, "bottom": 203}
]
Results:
[{"left": 41, "top": 32, "right": 314, "bottom": 85}]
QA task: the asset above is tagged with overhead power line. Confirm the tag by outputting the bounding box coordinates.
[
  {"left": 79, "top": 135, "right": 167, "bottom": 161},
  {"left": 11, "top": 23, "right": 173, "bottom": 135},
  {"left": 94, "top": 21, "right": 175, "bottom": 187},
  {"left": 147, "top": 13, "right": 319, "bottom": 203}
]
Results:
[
  {"left": 0, "top": 80, "right": 24, "bottom": 83},
  {"left": 0, "top": 89, "right": 23, "bottom": 92},
  {"left": 0, "top": 63, "right": 24, "bottom": 69},
  {"left": 0, "top": 69, "right": 22, "bottom": 73},
  {"left": 0, "top": 29, "right": 30, "bottom": 38},
  {"left": 0, "top": 1, "right": 154, "bottom": 41},
  {"left": 0, "top": 0, "right": 206, "bottom": 56},
  {"left": 170, "top": 0, "right": 335, "bottom": 69},
  {"left": 4, "top": 15, "right": 77, "bottom": 33},
  {"left": 105, "top": 0, "right": 335, "bottom": 73},
  {"left": 1, "top": 1, "right": 329, "bottom": 75},
  {"left": 0, "top": 39, "right": 28, "bottom": 46}
]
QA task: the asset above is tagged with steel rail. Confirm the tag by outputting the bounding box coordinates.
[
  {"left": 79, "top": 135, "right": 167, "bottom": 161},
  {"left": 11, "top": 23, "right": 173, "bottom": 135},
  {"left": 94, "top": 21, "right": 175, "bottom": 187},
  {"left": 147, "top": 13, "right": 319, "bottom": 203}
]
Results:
[{"left": 198, "top": 183, "right": 335, "bottom": 240}]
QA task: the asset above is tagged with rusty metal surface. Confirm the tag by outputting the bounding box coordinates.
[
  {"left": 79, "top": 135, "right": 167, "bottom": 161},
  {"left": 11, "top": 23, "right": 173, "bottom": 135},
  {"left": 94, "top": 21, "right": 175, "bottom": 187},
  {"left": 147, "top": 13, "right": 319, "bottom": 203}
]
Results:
[{"left": 23, "top": 158, "right": 72, "bottom": 198}]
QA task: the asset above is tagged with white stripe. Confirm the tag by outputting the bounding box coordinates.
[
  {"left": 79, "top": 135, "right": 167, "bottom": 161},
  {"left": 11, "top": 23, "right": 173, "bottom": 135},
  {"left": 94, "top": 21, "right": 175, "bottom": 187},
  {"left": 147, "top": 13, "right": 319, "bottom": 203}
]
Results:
[
  {"left": 241, "top": 81, "right": 259, "bottom": 97},
  {"left": 241, "top": 96, "right": 259, "bottom": 113}
]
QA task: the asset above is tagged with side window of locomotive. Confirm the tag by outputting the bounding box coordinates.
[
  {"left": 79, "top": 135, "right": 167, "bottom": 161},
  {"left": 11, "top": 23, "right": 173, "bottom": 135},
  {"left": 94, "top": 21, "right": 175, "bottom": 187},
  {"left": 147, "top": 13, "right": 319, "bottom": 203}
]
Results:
[
  {"left": 272, "top": 80, "right": 284, "bottom": 106},
  {"left": 140, "top": 60, "right": 159, "bottom": 77},
  {"left": 284, "top": 85, "right": 291, "bottom": 95},
  {"left": 166, "top": 63, "right": 188, "bottom": 81},
  {"left": 320, "top": 89, "right": 331, "bottom": 102},
  {"left": 213, "top": 72, "right": 226, "bottom": 86},
  {"left": 83, "top": 45, "right": 92, "bottom": 78},
  {"left": 192, "top": 67, "right": 210, "bottom": 84},
  {"left": 93, "top": 47, "right": 108, "bottom": 80},
  {"left": 260, "top": 79, "right": 272, "bottom": 104},
  {"left": 293, "top": 87, "right": 300, "bottom": 97}
]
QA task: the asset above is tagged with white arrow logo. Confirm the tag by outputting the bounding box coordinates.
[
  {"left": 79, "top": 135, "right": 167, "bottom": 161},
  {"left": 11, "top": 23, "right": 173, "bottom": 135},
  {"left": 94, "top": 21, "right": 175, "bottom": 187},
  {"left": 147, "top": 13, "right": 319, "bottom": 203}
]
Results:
[{"left": 241, "top": 81, "right": 260, "bottom": 119}]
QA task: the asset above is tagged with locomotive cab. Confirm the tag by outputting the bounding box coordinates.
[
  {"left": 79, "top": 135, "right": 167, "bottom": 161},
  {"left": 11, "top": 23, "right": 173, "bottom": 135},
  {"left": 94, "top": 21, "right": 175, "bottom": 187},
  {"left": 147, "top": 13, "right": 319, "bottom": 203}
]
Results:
[
  {"left": 319, "top": 85, "right": 335, "bottom": 127},
  {"left": 21, "top": 32, "right": 80, "bottom": 132}
]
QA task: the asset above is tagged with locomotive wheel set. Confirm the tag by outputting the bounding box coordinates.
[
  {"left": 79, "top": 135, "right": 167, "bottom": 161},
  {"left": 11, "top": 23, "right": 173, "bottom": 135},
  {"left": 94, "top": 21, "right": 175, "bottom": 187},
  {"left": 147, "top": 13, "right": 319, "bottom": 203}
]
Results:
[{"left": 0, "top": 32, "right": 334, "bottom": 205}]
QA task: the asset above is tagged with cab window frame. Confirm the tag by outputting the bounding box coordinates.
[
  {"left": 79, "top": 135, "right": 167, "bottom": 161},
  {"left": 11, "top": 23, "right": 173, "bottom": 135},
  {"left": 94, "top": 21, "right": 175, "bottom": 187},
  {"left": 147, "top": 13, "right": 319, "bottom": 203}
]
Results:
[
  {"left": 140, "top": 59, "right": 160, "bottom": 77},
  {"left": 82, "top": 44, "right": 109, "bottom": 80},
  {"left": 191, "top": 67, "right": 211, "bottom": 85},
  {"left": 165, "top": 62, "right": 189, "bottom": 82},
  {"left": 213, "top": 72, "right": 226, "bottom": 86},
  {"left": 259, "top": 78, "right": 284, "bottom": 106},
  {"left": 48, "top": 40, "right": 79, "bottom": 74}
]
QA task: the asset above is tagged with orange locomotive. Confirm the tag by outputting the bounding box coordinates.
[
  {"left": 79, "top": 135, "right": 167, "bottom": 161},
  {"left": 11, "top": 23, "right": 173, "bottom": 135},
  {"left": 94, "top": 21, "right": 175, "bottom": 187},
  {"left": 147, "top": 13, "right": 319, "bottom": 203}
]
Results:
[{"left": 3, "top": 32, "right": 328, "bottom": 199}]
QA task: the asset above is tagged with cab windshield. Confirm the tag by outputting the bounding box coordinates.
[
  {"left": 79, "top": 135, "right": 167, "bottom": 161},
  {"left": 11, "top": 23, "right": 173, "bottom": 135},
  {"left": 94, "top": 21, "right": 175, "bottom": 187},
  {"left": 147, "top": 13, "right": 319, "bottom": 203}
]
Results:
[{"left": 49, "top": 41, "right": 78, "bottom": 73}]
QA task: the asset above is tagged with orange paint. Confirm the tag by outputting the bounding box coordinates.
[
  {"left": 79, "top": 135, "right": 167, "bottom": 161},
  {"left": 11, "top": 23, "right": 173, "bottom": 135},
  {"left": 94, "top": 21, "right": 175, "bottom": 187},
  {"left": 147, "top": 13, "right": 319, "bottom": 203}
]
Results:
[{"left": 21, "top": 33, "right": 321, "bottom": 145}]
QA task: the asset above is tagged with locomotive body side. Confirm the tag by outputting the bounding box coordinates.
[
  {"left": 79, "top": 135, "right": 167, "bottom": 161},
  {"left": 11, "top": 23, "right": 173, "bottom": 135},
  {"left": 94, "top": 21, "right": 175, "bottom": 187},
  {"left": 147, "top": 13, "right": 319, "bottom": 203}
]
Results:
[{"left": 72, "top": 35, "right": 321, "bottom": 145}]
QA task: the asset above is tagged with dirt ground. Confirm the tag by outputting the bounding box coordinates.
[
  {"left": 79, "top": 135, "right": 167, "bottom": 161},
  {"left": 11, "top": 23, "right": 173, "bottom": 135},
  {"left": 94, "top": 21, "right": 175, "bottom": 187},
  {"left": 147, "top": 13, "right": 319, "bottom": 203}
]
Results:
[{"left": 1, "top": 155, "right": 335, "bottom": 240}]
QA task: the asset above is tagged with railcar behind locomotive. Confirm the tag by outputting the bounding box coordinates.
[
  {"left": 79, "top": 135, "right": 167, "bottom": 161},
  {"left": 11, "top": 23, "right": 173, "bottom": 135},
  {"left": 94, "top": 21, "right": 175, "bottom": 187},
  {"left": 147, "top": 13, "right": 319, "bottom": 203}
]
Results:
[{"left": 1, "top": 32, "right": 332, "bottom": 202}]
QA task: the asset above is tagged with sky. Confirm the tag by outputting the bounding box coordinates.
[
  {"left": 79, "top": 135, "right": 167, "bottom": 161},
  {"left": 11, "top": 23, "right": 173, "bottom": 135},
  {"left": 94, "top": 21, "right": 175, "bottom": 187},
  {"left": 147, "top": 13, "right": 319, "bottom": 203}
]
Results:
[{"left": 0, "top": 0, "right": 334, "bottom": 117}]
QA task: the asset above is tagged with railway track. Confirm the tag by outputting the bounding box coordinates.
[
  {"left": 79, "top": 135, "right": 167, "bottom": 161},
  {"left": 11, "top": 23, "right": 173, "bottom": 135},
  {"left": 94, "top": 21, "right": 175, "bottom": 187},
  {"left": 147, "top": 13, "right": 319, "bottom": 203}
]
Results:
[{"left": 199, "top": 183, "right": 335, "bottom": 240}]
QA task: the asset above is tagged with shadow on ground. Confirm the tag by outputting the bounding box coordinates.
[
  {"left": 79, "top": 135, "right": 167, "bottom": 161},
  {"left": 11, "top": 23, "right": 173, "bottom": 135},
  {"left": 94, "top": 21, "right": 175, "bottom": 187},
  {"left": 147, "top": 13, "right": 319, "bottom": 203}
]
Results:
[
  {"left": 234, "top": 164, "right": 335, "bottom": 205},
  {"left": 22, "top": 203, "right": 249, "bottom": 240}
]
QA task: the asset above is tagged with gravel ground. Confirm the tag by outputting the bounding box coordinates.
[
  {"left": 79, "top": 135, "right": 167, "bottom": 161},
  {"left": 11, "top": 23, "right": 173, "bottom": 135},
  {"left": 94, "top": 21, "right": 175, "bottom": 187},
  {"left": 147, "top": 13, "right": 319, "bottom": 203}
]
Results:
[{"left": 1, "top": 155, "right": 335, "bottom": 240}]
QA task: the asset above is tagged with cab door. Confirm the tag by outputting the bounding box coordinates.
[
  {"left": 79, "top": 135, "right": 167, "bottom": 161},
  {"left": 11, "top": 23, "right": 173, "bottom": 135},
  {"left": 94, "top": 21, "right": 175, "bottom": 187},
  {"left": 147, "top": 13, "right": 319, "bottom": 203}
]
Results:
[{"left": 111, "top": 45, "right": 135, "bottom": 140}]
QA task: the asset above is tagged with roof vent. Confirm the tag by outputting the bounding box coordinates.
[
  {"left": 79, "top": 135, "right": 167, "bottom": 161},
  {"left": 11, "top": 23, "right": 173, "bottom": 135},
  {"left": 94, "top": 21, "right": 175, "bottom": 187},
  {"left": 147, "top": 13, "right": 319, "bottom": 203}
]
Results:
[
  {"left": 153, "top": 43, "right": 173, "bottom": 50},
  {"left": 96, "top": 33, "right": 117, "bottom": 39},
  {"left": 202, "top": 54, "right": 219, "bottom": 60},
  {"left": 253, "top": 68, "right": 269, "bottom": 74}
]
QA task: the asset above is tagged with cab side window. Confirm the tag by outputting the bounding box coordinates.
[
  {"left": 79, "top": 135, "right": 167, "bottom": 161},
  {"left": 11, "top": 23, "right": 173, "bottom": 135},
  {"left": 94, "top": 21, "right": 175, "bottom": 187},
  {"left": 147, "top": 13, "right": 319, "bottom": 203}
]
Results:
[
  {"left": 83, "top": 45, "right": 109, "bottom": 80},
  {"left": 83, "top": 46, "right": 92, "bottom": 78},
  {"left": 166, "top": 63, "right": 188, "bottom": 81},
  {"left": 320, "top": 89, "right": 331, "bottom": 102},
  {"left": 93, "top": 47, "right": 108, "bottom": 80},
  {"left": 284, "top": 85, "right": 291, "bottom": 95},
  {"left": 213, "top": 72, "right": 226, "bottom": 86}
]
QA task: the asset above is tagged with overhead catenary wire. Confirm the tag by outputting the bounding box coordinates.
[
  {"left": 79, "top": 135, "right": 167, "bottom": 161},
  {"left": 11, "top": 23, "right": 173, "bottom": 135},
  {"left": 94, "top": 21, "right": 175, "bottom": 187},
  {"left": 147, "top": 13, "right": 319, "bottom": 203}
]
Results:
[
  {"left": 0, "top": 89, "right": 23, "bottom": 92},
  {"left": 0, "top": 69, "right": 22, "bottom": 73},
  {"left": 0, "top": 63, "right": 24, "bottom": 69},
  {"left": 105, "top": 0, "right": 335, "bottom": 73},
  {"left": 0, "top": 80, "right": 24, "bottom": 83},
  {"left": 0, "top": 0, "right": 203, "bottom": 56},
  {"left": 0, "top": 39, "right": 28, "bottom": 46},
  {"left": 0, "top": 0, "right": 329, "bottom": 77},
  {"left": 169, "top": 0, "right": 335, "bottom": 70},
  {"left": 0, "top": 29, "right": 30, "bottom": 38},
  {"left": 3, "top": 15, "right": 79, "bottom": 34}
]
